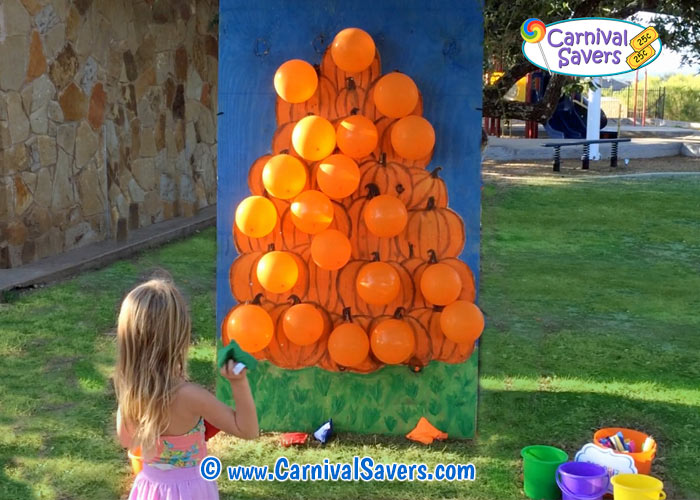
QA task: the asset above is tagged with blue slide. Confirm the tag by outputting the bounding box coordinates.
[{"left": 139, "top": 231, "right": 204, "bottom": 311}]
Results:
[{"left": 544, "top": 96, "right": 608, "bottom": 139}]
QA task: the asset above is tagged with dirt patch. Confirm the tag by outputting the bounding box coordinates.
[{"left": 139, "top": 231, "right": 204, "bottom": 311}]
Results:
[
  {"left": 483, "top": 156, "right": 700, "bottom": 183},
  {"left": 43, "top": 356, "right": 80, "bottom": 373}
]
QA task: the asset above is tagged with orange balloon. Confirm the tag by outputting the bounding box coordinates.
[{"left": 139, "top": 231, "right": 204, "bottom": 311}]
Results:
[
  {"left": 316, "top": 154, "right": 360, "bottom": 199},
  {"left": 440, "top": 300, "right": 485, "bottom": 344},
  {"left": 370, "top": 319, "right": 415, "bottom": 364},
  {"left": 420, "top": 263, "right": 462, "bottom": 305},
  {"left": 262, "top": 154, "right": 307, "bottom": 199},
  {"left": 274, "top": 59, "right": 318, "bottom": 103},
  {"left": 331, "top": 28, "right": 376, "bottom": 73},
  {"left": 336, "top": 115, "right": 378, "bottom": 158},
  {"left": 328, "top": 323, "right": 370, "bottom": 367},
  {"left": 372, "top": 72, "right": 419, "bottom": 118},
  {"left": 290, "top": 190, "right": 334, "bottom": 234},
  {"left": 363, "top": 194, "right": 408, "bottom": 237},
  {"left": 391, "top": 115, "right": 435, "bottom": 160},
  {"left": 356, "top": 261, "right": 400, "bottom": 305},
  {"left": 283, "top": 303, "right": 324, "bottom": 345},
  {"left": 256, "top": 251, "right": 299, "bottom": 293},
  {"left": 292, "top": 115, "right": 336, "bottom": 161},
  {"left": 311, "top": 229, "right": 352, "bottom": 270},
  {"left": 223, "top": 304, "right": 274, "bottom": 353},
  {"left": 234, "top": 196, "right": 277, "bottom": 237}
]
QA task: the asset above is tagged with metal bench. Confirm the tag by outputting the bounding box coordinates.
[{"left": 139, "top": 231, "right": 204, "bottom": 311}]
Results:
[{"left": 541, "top": 138, "right": 631, "bottom": 172}]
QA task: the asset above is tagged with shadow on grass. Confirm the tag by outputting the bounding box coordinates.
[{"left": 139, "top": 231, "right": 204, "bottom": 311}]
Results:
[{"left": 0, "top": 457, "right": 34, "bottom": 499}]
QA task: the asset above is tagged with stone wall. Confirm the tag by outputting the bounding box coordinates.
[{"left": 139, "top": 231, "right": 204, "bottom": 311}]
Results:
[{"left": 0, "top": 0, "right": 218, "bottom": 268}]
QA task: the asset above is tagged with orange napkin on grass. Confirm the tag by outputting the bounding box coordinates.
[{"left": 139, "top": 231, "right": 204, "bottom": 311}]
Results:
[{"left": 406, "top": 417, "right": 448, "bottom": 445}]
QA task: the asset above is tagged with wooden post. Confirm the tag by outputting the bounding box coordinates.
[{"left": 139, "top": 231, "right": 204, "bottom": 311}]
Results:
[
  {"left": 116, "top": 218, "right": 128, "bottom": 242},
  {"left": 128, "top": 203, "right": 139, "bottom": 230},
  {"left": 617, "top": 103, "right": 622, "bottom": 137}
]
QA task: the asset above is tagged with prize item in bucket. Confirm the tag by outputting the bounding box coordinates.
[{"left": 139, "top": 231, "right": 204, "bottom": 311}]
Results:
[
  {"left": 521, "top": 445, "right": 568, "bottom": 500},
  {"left": 593, "top": 427, "right": 656, "bottom": 475},
  {"left": 611, "top": 473, "right": 666, "bottom": 500},
  {"left": 556, "top": 461, "right": 609, "bottom": 500}
]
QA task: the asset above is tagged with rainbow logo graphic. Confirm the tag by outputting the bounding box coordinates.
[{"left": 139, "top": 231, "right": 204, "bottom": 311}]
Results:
[
  {"left": 520, "top": 18, "right": 551, "bottom": 73},
  {"left": 521, "top": 18, "right": 546, "bottom": 43}
]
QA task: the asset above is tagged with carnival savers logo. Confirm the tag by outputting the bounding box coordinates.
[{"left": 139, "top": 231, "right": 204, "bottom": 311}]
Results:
[{"left": 521, "top": 18, "right": 662, "bottom": 77}]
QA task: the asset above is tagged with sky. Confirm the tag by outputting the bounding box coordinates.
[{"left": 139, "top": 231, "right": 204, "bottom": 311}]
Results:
[{"left": 618, "top": 12, "right": 700, "bottom": 80}]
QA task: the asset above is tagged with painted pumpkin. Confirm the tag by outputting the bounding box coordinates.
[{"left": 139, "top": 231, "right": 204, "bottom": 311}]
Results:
[
  {"left": 319, "top": 308, "right": 382, "bottom": 373},
  {"left": 396, "top": 196, "right": 465, "bottom": 260},
  {"left": 347, "top": 183, "right": 403, "bottom": 260},
  {"left": 337, "top": 252, "right": 414, "bottom": 316},
  {"left": 280, "top": 200, "right": 352, "bottom": 249},
  {"left": 355, "top": 155, "right": 413, "bottom": 206},
  {"left": 229, "top": 245, "right": 309, "bottom": 303},
  {"left": 233, "top": 197, "right": 287, "bottom": 253},
  {"left": 256, "top": 295, "right": 331, "bottom": 369},
  {"left": 321, "top": 47, "right": 381, "bottom": 94},
  {"left": 369, "top": 307, "right": 432, "bottom": 369},
  {"left": 403, "top": 247, "right": 476, "bottom": 308},
  {"left": 409, "top": 306, "right": 476, "bottom": 364},
  {"left": 407, "top": 166, "right": 448, "bottom": 209},
  {"left": 275, "top": 73, "right": 338, "bottom": 125},
  {"left": 222, "top": 294, "right": 275, "bottom": 353}
]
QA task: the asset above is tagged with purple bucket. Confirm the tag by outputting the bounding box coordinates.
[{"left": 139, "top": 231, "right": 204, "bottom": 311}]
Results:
[{"left": 556, "top": 462, "right": 609, "bottom": 500}]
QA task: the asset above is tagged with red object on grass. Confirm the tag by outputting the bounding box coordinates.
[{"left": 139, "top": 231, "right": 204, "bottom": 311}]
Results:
[
  {"left": 280, "top": 432, "right": 309, "bottom": 447},
  {"left": 204, "top": 419, "right": 220, "bottom": 441}
]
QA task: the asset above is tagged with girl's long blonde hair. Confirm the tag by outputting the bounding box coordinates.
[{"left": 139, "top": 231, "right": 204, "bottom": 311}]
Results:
[{"left": 115, "top": 278, "right": 191, "bottom": 455}]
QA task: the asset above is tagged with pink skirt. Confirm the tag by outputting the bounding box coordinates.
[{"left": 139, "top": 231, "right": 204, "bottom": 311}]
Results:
[{"left": 128, "top": 463, "right": 219, "bottom": 500}]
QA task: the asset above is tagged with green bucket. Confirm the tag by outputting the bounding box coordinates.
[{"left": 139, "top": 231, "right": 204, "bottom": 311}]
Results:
[{"left": 521, "top": 445, "right": 569, "bottom": 500}]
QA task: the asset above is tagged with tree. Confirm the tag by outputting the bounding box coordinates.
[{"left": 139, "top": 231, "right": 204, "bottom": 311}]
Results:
[{"left": 482, "top": 0, "right": 700, "bottom": 123}]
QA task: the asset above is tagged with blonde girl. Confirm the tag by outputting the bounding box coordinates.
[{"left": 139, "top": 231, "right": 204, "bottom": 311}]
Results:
[{"left": 115, "top": 278, "right": 258, "bottom": 499}]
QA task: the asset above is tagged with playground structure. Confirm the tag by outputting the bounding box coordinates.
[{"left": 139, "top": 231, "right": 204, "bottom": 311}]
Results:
[
  {"left": 216, "top": 0, "right": 483, "bottom": 437},
  {"left": 485, "top": 71, "right": 611, "bottom": 140}
]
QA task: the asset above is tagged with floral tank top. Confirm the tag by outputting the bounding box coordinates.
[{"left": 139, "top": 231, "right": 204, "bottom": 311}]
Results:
[{"left": 147, "top": 417, "right": 208, "bottom": 470}]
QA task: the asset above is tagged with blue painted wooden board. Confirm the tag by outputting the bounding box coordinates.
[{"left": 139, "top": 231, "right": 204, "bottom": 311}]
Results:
[{"left": 217, "top": 0, "right": 483, "bottom": 437}]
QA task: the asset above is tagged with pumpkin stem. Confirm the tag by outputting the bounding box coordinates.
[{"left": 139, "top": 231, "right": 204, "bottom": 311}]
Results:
[
  {"left": 288, "top": 294, "right": 301, "bottom": 305},
  {"left": 428, "top": 249, "right": 438, "bottom": 264},
  {"left": 342, "top": 307, "right": 352, "bottom": 322},
  {"left": 432, "top": 304, "right": 445, "bottom": 312},
  {"left": 365, "top": 183, "right": 380, "bottom": 199},
  {"left": 395, "top": 184, "right": 405, "bottom": 194},
  {"left": 393, "top": 307, "right": 405, "bottom": 319},
  {"left": 380, "top": 152, "right": 387, "bottom": 166},
  {"left": 371, "top": 251, "right": 380, "bottom": 262},
  {"left": 252, "top": 293, "right": 264, "bottom": 305},
  {"left": 407, "top": 243, "right": 414, "bottom": 259},
  {"left": 346, "top": 77, "right": 356, "bottom": 91},
  {"left": 430, "top": 166, "right": 443, "bottom": 178},
  {"left": 350, "top": 107, "right": 360, "bottom": 115},
  {"left": 426, "top": 196, "right": 436, "bottom": 210},
  {"left": 267, "top": 243, "right": 275, "bottom": 252}
]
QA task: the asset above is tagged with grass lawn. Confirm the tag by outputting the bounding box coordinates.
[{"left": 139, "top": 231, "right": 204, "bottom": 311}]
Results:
[{"left": 1, "top": 176, "right": 699, "bottom": 499}]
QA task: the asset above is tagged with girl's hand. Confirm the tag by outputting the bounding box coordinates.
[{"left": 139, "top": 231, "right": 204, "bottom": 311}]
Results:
[{"left": 220, "top": 359, "right": 248, "bottom": 382}]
